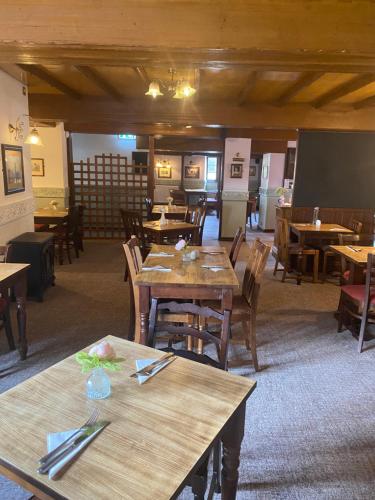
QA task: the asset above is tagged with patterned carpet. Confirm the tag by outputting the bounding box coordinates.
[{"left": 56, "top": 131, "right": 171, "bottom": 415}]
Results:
[{"left": 1, "top": 220, "right": 374, "bottom": 499}]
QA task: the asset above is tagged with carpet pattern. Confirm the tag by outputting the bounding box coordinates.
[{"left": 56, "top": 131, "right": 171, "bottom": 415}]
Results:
[{"left": 1, "top": 222, "right": 374, "bottom": 499}]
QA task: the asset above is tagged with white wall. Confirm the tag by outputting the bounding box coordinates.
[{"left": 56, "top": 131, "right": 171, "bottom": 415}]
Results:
[
  {"left": 31, "top": 123, "right": 69, "bottom": 209},
  {"left": 154, "top": 154, "right": 181, "bottom": 202},
  {"left": 0, "top": 70, "right": 34, "bottom": 244},
  {"left": 72, "top": 133, "right": 137, "bottom": 162},
  {"left": 223, "top": 138, "right": 251, "bottom": 192}
]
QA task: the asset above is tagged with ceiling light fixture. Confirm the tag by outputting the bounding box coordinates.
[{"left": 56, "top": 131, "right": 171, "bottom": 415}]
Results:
[
  {"left": 145, "top": 69, "right": 196, "bottom": 100},
  {"left": 25, "top": 128, "right": 43, "bottom": 146},
  {"left": 185, "top": 125, "right": 192, "bottom": 129}
]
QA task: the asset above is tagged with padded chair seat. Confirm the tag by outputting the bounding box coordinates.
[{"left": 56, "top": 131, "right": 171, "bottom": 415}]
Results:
[{"left": 341, "top": 284, "right": 375, "bottom": 312}]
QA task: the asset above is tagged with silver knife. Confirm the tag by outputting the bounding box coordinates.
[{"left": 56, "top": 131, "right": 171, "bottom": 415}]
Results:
[
  {"left": 130, "top": 352, "right": 173, "bottom": 378},
  {"left": 38, "top": 421, "right": 110, "bottom": 475}
]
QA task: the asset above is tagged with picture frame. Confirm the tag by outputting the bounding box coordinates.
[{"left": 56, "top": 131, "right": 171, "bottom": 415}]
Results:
[
  {"left": 184, "top": 165, "right": 200, "bottom": 179},
  {"left": 158, "top": 166, "right": 172, "bottom": 178},
  {"left": 1, "top": 144, "right": 25, "bottom": 195},
  {"left": 249, "top": 165, "right": 256, "bottom": 177},
  {"left": 31, "top": 158, "right": 45, "bottom": 177},
  {"left": 230, "top": 163, "right": 243, "bottom": 179}
]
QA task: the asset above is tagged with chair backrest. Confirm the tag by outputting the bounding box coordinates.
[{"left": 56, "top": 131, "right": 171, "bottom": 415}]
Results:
[
  {"left": 144, "top": 198, "right": 153, "bottom": 221},
  {"left": 338, "top": 232, "right": 362, "bottom": 275},
  {"left": 349, "top": 218, "right": 363, "bottom": 235},
  {"left": 363, "top": 253, "right": 375, "bottom": 316},
  {"left": 67, "top": 206, "right": 80, "bottom": 234},
  {"left": 120, "top": 208, "right": 146, "bottom": 248},
  {"left": 242, "top": 238, "right": 270, "bottom": 308},
  {"left": 148, "top": 299, "right": 231, "bottom": 369},
  {"left": 274, "top": 217, "right": 290, "bottom": 266},
  {"left": 123, "top": 236, "right": 143, "bottom": 343},
  {"left": 169, "top": 189, "right": 187, "bottom": 206},
  {"left": 189, "top": 205, "right": 207, "bottom": 244},
  {"left": 229, "top": 227, "right": 245, "bottom": 267}
]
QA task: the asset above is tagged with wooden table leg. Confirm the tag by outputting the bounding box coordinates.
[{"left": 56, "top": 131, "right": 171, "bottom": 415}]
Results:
[
  {"left": 138, "top": 285, "right": 150, "bottom": 345},
  {"left": 221, "top": 401, "right": 246, "bottom": 499},
  {"left": 13, "top": 272, "right": 28, "bottom": 360}
]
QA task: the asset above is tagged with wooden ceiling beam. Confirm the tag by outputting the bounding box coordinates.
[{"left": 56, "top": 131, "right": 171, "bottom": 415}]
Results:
[
  {"left": 17, "top": 64, "right": 81, "bottom": 99},
  {"left": 354, "top": 94, "right": 375, "bottom": 109},
  {"left": 313, "top": 73, "right": 375, "bottom": 108},
  {"left": 274, "top": 72, "right": 325, "bottom": 106},
  {"left": 1, "top": 46, "right": 374, "bottom": 74},
  {"left": 75, "top": 65, "right": 123, "bottom": 102},
  {"left": 237, "top": 71, "right": 258, "bottom": 106},
  {"left": 28, "top": 94, "right": 375, "bottom": 132}
]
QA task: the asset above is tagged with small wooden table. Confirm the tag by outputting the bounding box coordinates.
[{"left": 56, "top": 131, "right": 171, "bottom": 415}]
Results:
[
  {"left": 34, "top": 209, "right": 69, "bottom": 225},
  {"left": 134, "top": 244, "right": 239, "bottom": 345},
  {"left": 143, "top": 220, "right": 199, "bottom": 244},
  {"left": 0, "top": 335, "right": 256, "bottom": 500},
  {"left": 329, "top": 245, "right": 375, "bottom": 284},
  {"left": 289, "top": 223, "right": 353, "bottom": 246},
  {"left": 0, "top": 263, "right": 30, "bottom": 359},
  {"left": 152, "top": 204, "right": 187, "bottom": 220}
]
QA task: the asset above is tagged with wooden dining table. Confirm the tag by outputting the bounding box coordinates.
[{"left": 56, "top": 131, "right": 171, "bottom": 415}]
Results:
[
  {"left": 329, "top": 245, "right": 375, "bottom": 284},
  {"left": 0, "top": 263, "right": 30, "bottom": 359},
  {"left": 289, "top": 222, "right": 353, "bottom": 246},
  {"left": 134, "top": 244, "right": 239, "bottom": 345},
  {"left": 0, "top": 335, "right": 256, "bottom": 500},
  {"left": 143, "top": 220, "right": 199, "bottom": 244},
  {"left": 34, "top": 208, "right": 69, "bottom": 225},
  {"left": 152, "top": 204, "right": 187, "bottom": 220}
]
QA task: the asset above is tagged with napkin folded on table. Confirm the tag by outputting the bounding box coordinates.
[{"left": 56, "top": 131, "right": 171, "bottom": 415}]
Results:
[
  {"left": 135, "top": 358, "right": 166, "bottom": 384},
  {"left": 148, "top": 252, "right": 175, "bottom": 257}
]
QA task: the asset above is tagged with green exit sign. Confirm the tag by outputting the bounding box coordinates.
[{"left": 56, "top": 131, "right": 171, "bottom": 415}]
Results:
[{"left": 118, "top": 134, "right": 136, "bottom": 140}]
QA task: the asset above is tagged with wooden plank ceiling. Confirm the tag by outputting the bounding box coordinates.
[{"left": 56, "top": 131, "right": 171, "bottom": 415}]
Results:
[{"left": 0, "top": 1, "right": 375, "bottom": 134}]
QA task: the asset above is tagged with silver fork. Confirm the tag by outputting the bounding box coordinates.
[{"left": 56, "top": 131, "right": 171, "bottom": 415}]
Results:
[{"left": 38, "top": 408, "right": 99, "bottom": 465}]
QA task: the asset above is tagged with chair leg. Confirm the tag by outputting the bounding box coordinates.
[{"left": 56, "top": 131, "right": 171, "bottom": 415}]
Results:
[
  {"left": 281, "top": 267, "right": 287, "bottom": 282},
  {"left": 65, "top": 240, "right": 72, "bottom": 264},
  {"left": 245, "top": 313, "right": 259, "bottom": 371},
  {"left": 249, "top": 214, "right": 252, "bottom": 230},
  {"left": 337, "top": 293, "right": 344, "bottom": 333},
  {"left": 313, "top": 253, "right": 319, "bottom": 283},
  {"left": 148, "top": 298, "right": 159, "bottom": 347},
  {"left": 358, "top": 312, "right": 368, "bottom": 353},
  {"left": 273, "top": 258, "right": 279, "bottom": 276},
  {"left": 58, "top": 239, "right": 64, "bottom": 265},
  {"left": 3, "top": 308, "right": 15, "bottom": 351},
  {"left": 322, "top": 251, "right": 328, "bottom": 282}
]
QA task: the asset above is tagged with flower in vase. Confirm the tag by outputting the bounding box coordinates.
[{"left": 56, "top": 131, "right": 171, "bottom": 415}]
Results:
[{"left": 89, "top": 340, "right": 115, "bottom": 360}]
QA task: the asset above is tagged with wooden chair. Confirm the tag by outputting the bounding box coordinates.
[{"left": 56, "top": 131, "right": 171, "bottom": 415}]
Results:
[
  {"left": 169, "top": 189, "right": 187, "bottom": 206},
  {"left": 322, "top": 219, "right": 363, "bottom": 281},
  {"left": 186, "top": 205, "right": 207, "bottom": 245},
  {"left": 53, "top": 207, "right": 80, "bottom": 265},
  {"left": 337, "top": 252, "right": 375, "bottom": 352},
  {"left": 229, "top": 227, "right": 245, "bottom": 269},
  {"left": 232, "top": 238, "right": 270, "bottom": 371},
  {"left": 337, "top": 232, "right": 365, "bottom": 285},
  {"left": 247, "top": 196, "right": 258, "bottom": 229},
  {"left": 123, "top": 236, "right": 194, "bottom": 344},
  {"left": 120, "top": 208, "right": 151, "bottom": 259},
  {"left": 144, "top": 197, "right": 160, "bottom": 221},
  {"left": 273, "top": 217, "right": 319, "bottom": 284}
]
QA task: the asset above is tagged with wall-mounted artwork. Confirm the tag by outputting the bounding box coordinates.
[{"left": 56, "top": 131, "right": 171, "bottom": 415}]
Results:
[
  {"left": 249, "top": 165, "right": 256, "bottom": 177},
  {"left": 31, "top": 158, "right": 45, "bottom": 177},
  {"left": 230, "top": 163, "right": 243, "bottom": 178},
  {"left": 1, "top": 144, "right": 25, "bottom": 195},
  {"left": 158, "top": 166, "right": 172, "bottom": 178},
  {"left": 184, "top": 165, "right": 200, "bottom": 179}
]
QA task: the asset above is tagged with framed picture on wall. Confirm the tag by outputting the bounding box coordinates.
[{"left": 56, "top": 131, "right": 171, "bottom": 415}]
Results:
[
  {"left": 184, "top": 165, "right": 200, "bottom": 179},
  {"left": 1, "top": 144, "right": 25, "bottom": 195},
  {"left": 230, "top": 163, "right": 243, "bottom": 178},
  {"left": 158, "top": 166, "right": 172, "bottom": 178},
  {"left": 31, "top": 158, "right": 45, "bottom": 177},
  {"left": 249, "top": 165, "right": 256, "bottom": 177}
]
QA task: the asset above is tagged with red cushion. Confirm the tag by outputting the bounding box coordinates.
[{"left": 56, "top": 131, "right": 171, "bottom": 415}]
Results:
[
  {"left": 343, "top": 270, "right": 351, "bottom": 281},
  {"left": 341, "top": 285, "right": 375, "bottom": 310}
]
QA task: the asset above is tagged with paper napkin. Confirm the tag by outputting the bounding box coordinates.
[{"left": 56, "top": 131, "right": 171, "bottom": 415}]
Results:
[{"left": 135, "top": 358, "right": 165, "bottom": 384}]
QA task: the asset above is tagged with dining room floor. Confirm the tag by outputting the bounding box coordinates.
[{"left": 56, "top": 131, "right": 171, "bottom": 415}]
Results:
[{"left": 1, "top": 215, "right": 374, "bottom": 499}]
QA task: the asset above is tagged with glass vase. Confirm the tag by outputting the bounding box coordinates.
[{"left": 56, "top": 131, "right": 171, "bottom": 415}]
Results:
[{"left": 86, "top": 368, "right": 111, "bottom": 400}]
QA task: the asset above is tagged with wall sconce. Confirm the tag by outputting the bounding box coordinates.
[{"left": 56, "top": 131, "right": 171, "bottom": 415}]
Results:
[
  {"left": 156, "top": 159, "right": 171, "bottom": 168},
  {"left": 9, "top": 115, "right": 43, "bottom": 146}
]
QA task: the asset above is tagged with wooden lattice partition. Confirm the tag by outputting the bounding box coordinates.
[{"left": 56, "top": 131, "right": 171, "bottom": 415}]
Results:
[{"left": 72, "top": 154, "right": 148, "bottom": 238}]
